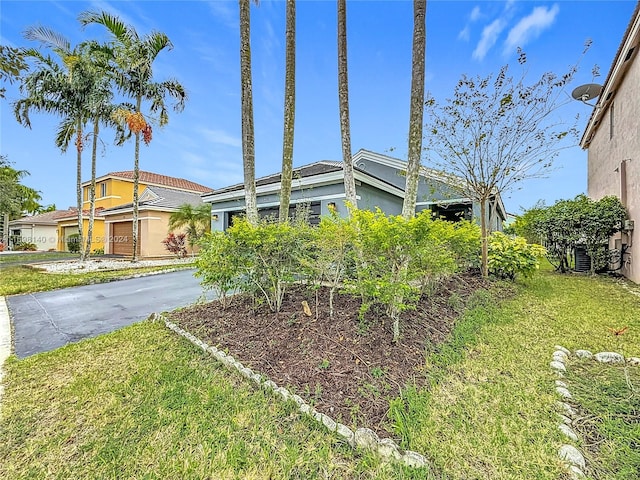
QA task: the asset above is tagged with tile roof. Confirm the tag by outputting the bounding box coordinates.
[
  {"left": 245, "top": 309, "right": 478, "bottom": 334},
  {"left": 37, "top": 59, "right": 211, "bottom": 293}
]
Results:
[
  {"left": 10, "top": 209, "right": 80, "bottom": 225},
  {"left": 101, "top": 170, "right": 212, "bottom": 193}
]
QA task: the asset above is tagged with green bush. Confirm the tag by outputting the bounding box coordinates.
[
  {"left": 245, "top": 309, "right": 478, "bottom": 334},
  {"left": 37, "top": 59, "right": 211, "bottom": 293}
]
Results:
[
  {"left": 488, "top": 232, "right": 546, "bottom": 280},
  {"left": 15, "top": 242, "right": 37, "bottom": 251},
  {"left": 67, "top": 233, "right": 81, "bottom": 253}
]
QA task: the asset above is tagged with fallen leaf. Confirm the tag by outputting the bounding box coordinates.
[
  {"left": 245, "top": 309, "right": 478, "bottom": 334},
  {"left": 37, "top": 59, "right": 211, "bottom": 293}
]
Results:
[{"left": 302, "top": 300, "right": 312, "bottom": 317}]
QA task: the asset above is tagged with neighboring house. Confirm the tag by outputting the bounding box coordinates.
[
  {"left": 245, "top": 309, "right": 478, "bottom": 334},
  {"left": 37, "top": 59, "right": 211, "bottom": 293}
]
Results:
[
  {"left": 202, "top": 149, "right": 506, "bottom": 231},
  {"left": 8, "top": 210, "right": 69, "bottom": 250},
  {"left": 580, "top": 2, "right": 640, "bottom": 283},
  {"left": 56, "top": 170, "right": 212, "bottom": 257}
]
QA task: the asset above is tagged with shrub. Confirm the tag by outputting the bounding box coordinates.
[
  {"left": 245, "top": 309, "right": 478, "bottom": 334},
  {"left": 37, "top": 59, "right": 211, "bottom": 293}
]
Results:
[
  {"left": 15, "top": 242, "right": 37, "bottom": 251},
  {"left": 488, "top": 232, "right": 546, "bottom": 280},
  {"left": 67, "top": 234, "right": 81, "bottom": 253},
  {"left": 92, "top": 248, "right": 104, "bottom": 255},
  {"left": 162, "top": 233, "right": 187, "bottom": 258},
  {"left": 0, "top": 242, "right": 4, "bottom": 252},
  {"left": 195, "top": 231, "right": 242, "bottom": 309}
]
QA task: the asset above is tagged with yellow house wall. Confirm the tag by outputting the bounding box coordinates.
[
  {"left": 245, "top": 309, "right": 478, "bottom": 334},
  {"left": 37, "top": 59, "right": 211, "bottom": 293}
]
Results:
[{"left": 82, "top": 178, "right": 148, "bottom": 210}]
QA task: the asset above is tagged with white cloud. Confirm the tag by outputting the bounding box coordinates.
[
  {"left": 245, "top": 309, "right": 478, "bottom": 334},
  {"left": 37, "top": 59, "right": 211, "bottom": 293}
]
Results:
[
  {"left": 458, "top": 5, "right": 482, "bottom": 41},
  {"left": 199, "top": 128, "right": 242, "bottom": 148},
  {"left": 207, "top": 0, "right": 238, "bottom": 29},
  {"left": 458, "top": 26, "right": 470, "bottom": 41},
  {"left": 472, "top": 18, "right": 507, "bottom": 61},
  {"left": 470, "top": 6, "right": 482, "bottom": 22},
  {"left": 504, "top": 4, "right": 559, "bottom": 55}
]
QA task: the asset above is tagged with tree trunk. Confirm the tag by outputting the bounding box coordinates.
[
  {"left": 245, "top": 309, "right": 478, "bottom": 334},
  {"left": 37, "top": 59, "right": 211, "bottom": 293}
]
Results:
[
  {"left": 337, "top": 0, "right": 357, "bottom": 209},
  {"left": 132, "top": 95, "right": 142, "bottom": 262},
  {"left": 480, "top": 198, "right": 489, "bottom": 277},
  {"left": 240, "top": 0, "right": 259, "bottom": 225},
  {"left": 75, "top": 119, "right": 84, "bottom": 261},
  {"left": 279, "top": 0, "right": 296, "bottom": 223},
  {"left": 402, "top": 0, "right": 427, "bottom": 219},
  {"left": 84, "top": 119, "right": 99, "bottom": 260}
]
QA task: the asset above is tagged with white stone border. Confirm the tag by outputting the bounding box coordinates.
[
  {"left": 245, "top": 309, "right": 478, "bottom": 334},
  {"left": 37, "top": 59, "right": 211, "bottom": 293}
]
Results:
[
  {"left": 159, "top": 314, "right": 429, "bottom": 468},
  {"left": 551, "top": 344, "right": 639, "bottom": 480}
]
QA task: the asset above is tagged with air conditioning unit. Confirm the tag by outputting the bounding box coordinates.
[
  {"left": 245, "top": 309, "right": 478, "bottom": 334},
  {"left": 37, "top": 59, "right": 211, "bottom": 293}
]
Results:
[{"left": 624, "top": 219, "right": 635, "bottom": 231}]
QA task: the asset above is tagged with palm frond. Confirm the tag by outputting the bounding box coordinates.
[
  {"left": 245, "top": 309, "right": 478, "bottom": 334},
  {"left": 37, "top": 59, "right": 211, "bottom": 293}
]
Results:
[
  {"left": 78, "top": 10, "right": 137, "bottom": 45},
  {"left": 145, "top": 32, "right": 173, "bottom": 60},
  {"left": 55, "top": 117, "right": 77, "bottom": 152},
  {"left": 24, "top": 25, "right": 70, "bottom": 54}
]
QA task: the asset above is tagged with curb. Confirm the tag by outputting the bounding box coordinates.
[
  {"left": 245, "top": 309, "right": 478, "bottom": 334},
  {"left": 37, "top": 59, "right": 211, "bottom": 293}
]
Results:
[
  {"left": 551, "top": 344, "right": 639, "bottom": 479},
  {"left": 160, "top": 315, "right": 429, "bottom": 468},
  {"left": 0, "top": 296, "right": 12, "bottom": 406}
]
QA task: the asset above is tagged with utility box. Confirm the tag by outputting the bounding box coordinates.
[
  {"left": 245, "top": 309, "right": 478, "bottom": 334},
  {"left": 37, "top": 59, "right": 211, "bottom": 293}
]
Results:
[{"left": 624, "top": 219, "right": 634, "bottom": 231}]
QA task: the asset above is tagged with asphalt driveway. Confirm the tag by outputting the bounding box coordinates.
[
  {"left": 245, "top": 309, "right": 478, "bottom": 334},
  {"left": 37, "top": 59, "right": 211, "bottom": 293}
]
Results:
[{"left": 7, "top": 269, "right": 216, "bottom": 358}]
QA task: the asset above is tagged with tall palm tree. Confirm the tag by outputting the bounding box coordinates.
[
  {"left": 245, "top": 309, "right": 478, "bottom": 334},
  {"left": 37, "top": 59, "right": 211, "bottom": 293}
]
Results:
[
  {"left": 239, "top": 0, "right": 259, "bottom": 225},
  {"left": 401, "top": 0, "right": 427, "bottom": 219},
  {"left": 168, "top": 203, "right": 211, "bottom": 253},
  {"left": 14, "top": 29, "right": 102, "bottom": 260},
  {"left": 337, "top": 0, "right": 357, "bottom": 210},
  {"left": 79, "top": 10, "right": 187, "bottom": 261},
  {"left": 278, "top": 0, "right": 296, "bottom": 222}
]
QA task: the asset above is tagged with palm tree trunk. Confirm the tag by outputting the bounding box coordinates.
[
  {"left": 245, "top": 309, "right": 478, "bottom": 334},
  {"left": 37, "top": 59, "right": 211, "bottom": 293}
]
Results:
[
  {"left": 279, "top": 0, "right": 296, "bottom": 223},
  {"left": 240, "top": 0, "right": 259, "bottom": 226},
  {"left": 402, "top": 0, "right": 427, "bottom": 219},
  {"left": 132, "top": 95, "right": 142, "bottom": 262},
  {"left": 84, "top": 118, "right": 99, "bottom": 260},
  {"left": 75, "top": 119, "right": 85, "bottom": 260},
  {"left": 337, "top": 0, "right": 357, "bottom": 210}
]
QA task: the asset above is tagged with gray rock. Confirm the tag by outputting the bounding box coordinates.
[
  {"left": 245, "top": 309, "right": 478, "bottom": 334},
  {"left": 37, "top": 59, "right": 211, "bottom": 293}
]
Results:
[
  {"left": 558, "top": 414, "right": 572, "bottom": 425},
  {"left": 317, "top": 412, "right": 337, "bottom": 432},
  {"left": 556, "top": 386, "right": 572, "bottom": 399},
  {"left": 336, "top": 423, "right": 355, "bottom": 445},
  {"left": 594, "top": 352, "right": 625, "bottom": 364},
  {"left": 377, "top": 438, "right": 402, "bottom": 461},
  {"left": 559, "top": 424, "right": 579, "bottom": 441},
  {"left": 554, "top": 350, "right": 568, "bottom": 360},
  {"left": 559, "top": 444, "right": 585, "bottom": 469},
  {"left": 557, "top": 402, "right": 577, "bottom": 417},
  {"left": 402, "top": 450, "right": 428, "bottom": 468},
  {"left": 263, "top": 380, "right": 278, "bottom": 391},
  {"left": 354, "top": 428, "right": 379, "bottom": 450},
  {"left": 551, "top": 361, "right": 567, "bottom": 372},
  {"left": 552, "top": 354, "right": 567, "bottom": 364},
  {"left": 627, "top": 357, "right": 640, "bottom": 366},
  {"left": 275, "top": 386, "right": 291, "bottom": 401},
  {"left": 250, "top": 373, "right": 262, "bottom": 385},
  {"left": 299, "top": 403, "right": 313, "bottom": 415},
  {"left": 555, "top": 345, "right": 571, "bottom": 355},
  {"left": 555, "top": 380, "right": 568, "bottom": 388},
  {"left": 575, "top": 349, "right": 593, "bottom": 359},
  {"left": 240, "top": 367, "right": 254, "bottom": 380},
  {"left": 291, "top": 394, "right": 306, "bottom": 406}
]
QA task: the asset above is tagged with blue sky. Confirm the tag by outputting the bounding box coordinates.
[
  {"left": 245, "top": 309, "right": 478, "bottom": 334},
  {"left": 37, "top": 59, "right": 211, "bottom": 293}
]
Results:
[{"left": 1, "top": 0, "right": 637, "bottom": 214}]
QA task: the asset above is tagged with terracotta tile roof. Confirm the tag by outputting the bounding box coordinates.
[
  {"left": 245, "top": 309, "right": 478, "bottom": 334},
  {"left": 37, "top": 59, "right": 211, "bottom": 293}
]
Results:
[
  {"left": 9, "top": 210, "right": 69, "bottom": 225},
  {"left": 105, "top": 170, "right": 212, "bottom": 193},
  {"left": 51, "top": 207, "right": 106, "bottom": 221}
]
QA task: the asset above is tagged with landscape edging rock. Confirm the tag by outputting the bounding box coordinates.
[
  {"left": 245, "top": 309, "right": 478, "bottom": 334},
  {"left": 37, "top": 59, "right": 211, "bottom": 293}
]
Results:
[
  {"left": 551, "top": 344, "right": 639, "bottom": 479},
  {"left": 159, "top": 314, "right": 428, "bottom": 468}
]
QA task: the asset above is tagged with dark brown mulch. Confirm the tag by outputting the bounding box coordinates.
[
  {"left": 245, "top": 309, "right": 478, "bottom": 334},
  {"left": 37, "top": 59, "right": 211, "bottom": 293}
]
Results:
[{"left": 168, "top": 274, "right": 490, "bottom": 439}]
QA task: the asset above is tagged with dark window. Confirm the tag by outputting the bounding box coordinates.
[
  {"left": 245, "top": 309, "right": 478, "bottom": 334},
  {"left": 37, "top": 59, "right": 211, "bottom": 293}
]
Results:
[
  {"left": 430, "top": 203, "right": 472, "bottom": 222},
  {"left": 100, "top": 182, "right": 107, "bottom": 197},
  {"left": 227, "top": 201, "right": 322, "bottom": 228}
]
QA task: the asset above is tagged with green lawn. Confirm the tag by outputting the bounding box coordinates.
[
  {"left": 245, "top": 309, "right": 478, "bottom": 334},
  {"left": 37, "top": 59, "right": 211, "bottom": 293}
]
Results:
[
  {"left": 0, "top": 264, "right": 194, "bottom": 296},
  {"left": 1, "top": 270, "right": 638, "bottom": 479},
  {"left": 0, "top": 321, "right": 431, "bottom": 479}
]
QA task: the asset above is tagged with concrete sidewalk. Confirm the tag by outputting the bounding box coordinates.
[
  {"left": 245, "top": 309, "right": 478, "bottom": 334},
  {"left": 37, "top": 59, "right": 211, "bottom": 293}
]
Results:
[{"left": 0, "top": 296, "right": 12, "bottom": 404}]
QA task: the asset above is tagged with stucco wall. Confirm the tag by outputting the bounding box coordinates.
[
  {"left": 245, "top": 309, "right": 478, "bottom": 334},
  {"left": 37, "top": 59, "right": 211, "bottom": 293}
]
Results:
[
  {"left": 587, "top": 51, "right": 640, "bottom": 283},
  {"left": 8, "top": 224, "right": 58, "bottom": 250}
]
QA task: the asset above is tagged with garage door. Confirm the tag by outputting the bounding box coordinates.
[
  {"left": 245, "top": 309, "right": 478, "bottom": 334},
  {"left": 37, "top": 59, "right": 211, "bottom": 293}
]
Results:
[{"left": 111, "top": 222, "right": 139, "bottom": 256}]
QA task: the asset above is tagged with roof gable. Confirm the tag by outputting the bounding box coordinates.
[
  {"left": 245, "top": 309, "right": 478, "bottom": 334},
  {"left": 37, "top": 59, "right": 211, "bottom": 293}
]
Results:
[{"left": 84, "top": 170, "right": 213, "bottom": 194}]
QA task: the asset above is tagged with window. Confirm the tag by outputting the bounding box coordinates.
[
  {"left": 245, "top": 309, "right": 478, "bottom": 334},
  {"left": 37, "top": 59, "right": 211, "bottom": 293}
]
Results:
[
  {"left": 100, "top": 182, "right": 107, "bottom": 198},
  {"left": 610, "top": 102, "right": 615, "bottom": 140}
]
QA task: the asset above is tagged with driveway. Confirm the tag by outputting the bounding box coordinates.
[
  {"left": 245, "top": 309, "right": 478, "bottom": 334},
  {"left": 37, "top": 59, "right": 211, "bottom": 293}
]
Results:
[{"left": 7, "top": 269, "right": 216, "bottom": 358}]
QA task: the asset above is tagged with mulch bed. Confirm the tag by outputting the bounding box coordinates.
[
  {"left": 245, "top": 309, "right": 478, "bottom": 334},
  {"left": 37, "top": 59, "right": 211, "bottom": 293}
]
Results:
[{"left": 168, "top": 274, "right": 490, "bottom": 439}]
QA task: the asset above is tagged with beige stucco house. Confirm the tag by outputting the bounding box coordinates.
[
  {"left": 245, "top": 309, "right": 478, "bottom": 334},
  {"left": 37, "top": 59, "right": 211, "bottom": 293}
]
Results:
[
  {"left": 8, "top": 210, "right": 68, "bottom": 251},
  {"left": 580, "top": 2, "right": 640, "bottom": 283}
]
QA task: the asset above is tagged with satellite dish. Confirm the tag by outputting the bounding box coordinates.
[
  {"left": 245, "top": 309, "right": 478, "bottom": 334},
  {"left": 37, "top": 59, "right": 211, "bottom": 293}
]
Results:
[{"left": 571, "top": 83, "right": 603, "bottom": 106}]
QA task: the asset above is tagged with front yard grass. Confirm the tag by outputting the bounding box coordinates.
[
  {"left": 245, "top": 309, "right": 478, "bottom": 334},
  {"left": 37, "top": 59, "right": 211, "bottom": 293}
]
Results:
[
  {"left": 1, "top": 270, "right": 638, "bottom": 479},
  {"left": 0, "top": 264, "right": 194, "bottom": 296},
  {"left": 0, "top": 320, "right": 428, "bottom": 479}
]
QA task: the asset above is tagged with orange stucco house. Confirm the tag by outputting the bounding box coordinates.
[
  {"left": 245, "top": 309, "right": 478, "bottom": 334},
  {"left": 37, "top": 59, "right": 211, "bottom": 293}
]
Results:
[{"left": 56, "top": 171, "right": 212, "bottom": 258}]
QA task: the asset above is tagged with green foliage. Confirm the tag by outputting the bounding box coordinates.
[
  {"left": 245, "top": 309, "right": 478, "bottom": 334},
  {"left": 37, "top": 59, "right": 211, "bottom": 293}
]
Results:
[
  {"left": 530, "top": 194, "right": 627, "bottom": 274},
  {"left": 508, "top": 201, "right": 546, "bottom": 244},
  {"left": 168, "top": 203, "right": 211, "bottom": 250},
  {"left": 488, "top": 232, "right": 546, "bottom": 280},
  {"left": 14, "top": 242, "right": 37, "bottom": 251},
  {"left": 67, "top": 233, "right": 81, "bottom": 253},
  {"left": 92, "top": 247, "right": 104, "bottom": 255},
  {"left": 195, "top": 231, "right": 242, "bottom": 309}
]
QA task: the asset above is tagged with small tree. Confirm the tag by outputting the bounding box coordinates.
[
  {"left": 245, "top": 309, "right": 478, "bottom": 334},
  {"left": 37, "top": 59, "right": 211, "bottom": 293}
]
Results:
[
  {"left": 424, "top": 46, "right": 589, "bottom": 277},
  {"left": 168, "top": 203, "right": 211, "bottom": 253}
]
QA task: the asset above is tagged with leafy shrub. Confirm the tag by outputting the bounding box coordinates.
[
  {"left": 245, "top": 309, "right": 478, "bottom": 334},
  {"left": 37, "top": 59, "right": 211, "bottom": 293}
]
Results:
[
  {"left": 92, "top": 248, "right": 104, "bottom": 255},
  {"left": 488, "top": 232, "right": 546, "bottom": 280},
  {"left": 0, "top": 242, "right": 4, "bottom": 252},
  {"left": 15, "top": 242, "right": 37, "bottom": 251},
  {"left": 67, "top": 233, "right": 81, "bottom": 253},
  {"left": 195, "top": 231, "right": 242, "bottom": 309},
  {"left": 162, "top": 233, "right": 187, "bottom": 258}
]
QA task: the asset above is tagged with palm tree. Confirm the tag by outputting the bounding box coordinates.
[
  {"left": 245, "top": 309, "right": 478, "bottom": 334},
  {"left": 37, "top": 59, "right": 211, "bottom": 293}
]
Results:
[
  {"left": 168, "top": 203, "right": 211, "bottom": 254},
  {"left": 278, "top": 0, "right": 296, "bottom": 222},
  {"left": 239, "top": 0, "right": 259, "bottom": 225},
  {"left": 337, "top": 0, "right": 357, "bottom": 209},
  {"left": 14, "top": 29, "right": 102, "bottom": 260},
  {"left": 401, "top": 0, "right": 427, "bottom": 219},
  {"left": 79, "top": 10, "right": 187, "bottom": 261}
]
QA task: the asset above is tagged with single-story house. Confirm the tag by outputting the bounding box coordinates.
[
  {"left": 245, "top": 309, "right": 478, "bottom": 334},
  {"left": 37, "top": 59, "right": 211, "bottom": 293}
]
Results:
[
  {"left": 202, "top": 149, "right": 506, "bottom": 231},
  {"left": 580, "top": 2, "right": 640, "bottom": 282},
  {"left": 8, "top": 210, "right": 70, "bottom": 251}
]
